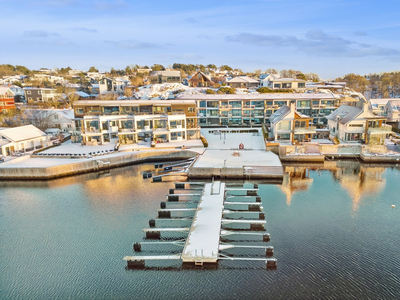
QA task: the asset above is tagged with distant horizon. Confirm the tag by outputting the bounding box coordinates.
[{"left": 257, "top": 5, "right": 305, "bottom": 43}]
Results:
[
  {"left": 2, "top": 0, "right": 400, "bottom": 79},
  {"left": 3, "top": 63, "right": 400, "bottom": 81}
]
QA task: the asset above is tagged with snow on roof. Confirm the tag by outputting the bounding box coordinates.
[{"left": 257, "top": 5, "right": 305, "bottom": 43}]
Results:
[
  {"left": 76, "top": 91, "right": 90, "bottom": 98},
  {"left": 149, "top": 70, "right": 181, "bottom": 77},
  {"left": 370, "top": 98, "right": 392, "bottom": 105},
  {"left": 188, "top": 71, "right": 212, "bottom": 83},
  {"left": 270, "top": 105, "right": 291, "bottom": 125},
  {"left": 55, "top": 109, "right": 75, "bottom": 119},
  {"left": 177, "top": 92, "right": 336, "bottom": 100},
  {"left": 259, "top": 74, "right": 270, "bottom": 80},
  {"left": 325, "top": 105, "right": 380, "bottom": 124},
  {"left": 0, "top": 86, "right": 14, "bottom": 95},
  {"left": 74, "top": 99, "right": 196, "bottom": 106},
  {"left": 272, "top": 78, "right": 306, "bottom": 82},
  {"left": 227, "top": 76, "right": 259, "bottom": 83},
  {"left": 0, "top": 125, "right": 47, "bottom": 142}
]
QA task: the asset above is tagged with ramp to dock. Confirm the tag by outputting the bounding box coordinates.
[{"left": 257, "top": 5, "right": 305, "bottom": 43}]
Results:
[{"left": 181, "top": 181, "right": 225, "bottom": 263}]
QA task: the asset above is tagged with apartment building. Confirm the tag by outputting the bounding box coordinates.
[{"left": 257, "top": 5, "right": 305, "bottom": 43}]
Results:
[
  {"left": 177, "top": 93, "right": 340, "bottom": 127},
  {"left": 72, "top": 100, "right": 199, "bottom": 145}
]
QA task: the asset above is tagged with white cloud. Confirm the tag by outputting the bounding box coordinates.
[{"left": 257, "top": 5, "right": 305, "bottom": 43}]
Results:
[
  {"left": 226, "top": 30, "right": 400, "bottom": 58},
  {"left": 104, "top": 39, "right": 161, "bottom": 49},
  {"left": 68, "top": 27, "right": 98, "bottom": 33},
  {"left": 23, "top": 30, "right": 60, "bottom": 38}
]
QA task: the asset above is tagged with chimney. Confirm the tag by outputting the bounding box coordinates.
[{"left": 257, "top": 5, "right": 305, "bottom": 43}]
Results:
[{"left": 290, "top": 102, "right": 295, "bottom": 111}]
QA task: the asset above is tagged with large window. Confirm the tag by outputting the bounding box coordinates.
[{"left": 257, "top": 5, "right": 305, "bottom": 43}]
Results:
[
  {"left": 120, "top": 119, "right": 134, "bottom": 129},
  {"left": 297, "top": 100, "right": 310, "bottom": 108},
  {"left": 277, "top": 133, "right": 290, "bottom": 140},
  {"left": 294, "top": 120, "right": 306, "bottom": 128},
  {"left": 232, "top": 109, "right": 241, "bottom": 117},
  {"left": 278, "top": 120, "right": 291, "bottom": 130},
  {"left": 170, "top": 120, "right": 184, "bottom": 129},
  {"left": 298, "top": 83, "right": 305, "bottom": 88},
  {"left": 103, "top": 106, "right": 119, "bottom": 115},
  {"left": 207, "top": 101, "right": 218, "bottom": 108},
  {"left": 171, "top": 131, "right": 185, "bottom": 140},
  {"left": 345, "top": 133, "right": 363, "bottom": 141}
]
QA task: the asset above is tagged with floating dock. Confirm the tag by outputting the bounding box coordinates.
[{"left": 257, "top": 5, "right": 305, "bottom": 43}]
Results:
[
  {"left": 124, "top": 181, "right": 277, "bottom": 269},
  {"left": 188, "top": 149, "right": 283, "bottom": 180},
  {"left": 181, "top": 182, "right": 225, "bottom": 264}
]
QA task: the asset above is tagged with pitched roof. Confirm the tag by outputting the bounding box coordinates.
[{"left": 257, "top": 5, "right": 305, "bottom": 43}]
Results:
[
  {"left": 0, "top": 86, "right": 14, "bottom": 95},
  {"left": 269, "top": 105, "right": 291, "bottom": 125},
  {"left": 370, "top": 98, "right": 392, "bottom": 105},
  {"left": 188, "top": 71, "right": 212, "bottom": 83},
  {"left": 227, "top": 76, "right": 259, "bottom": 84},
  {"left": 272, "top": 78, "right": 306, "bottom": 83},
  {"left": 388, "top": 100, "right": 400, "bottom": 111},
  {"left": 149, "top": 70, "right": 181, "bottom": 77},
  {"left": 326, "top": 105, "right": 363, "bottom": 124},
  {"left": 0, "top": 125, "right": 47, "bottom": 142}
]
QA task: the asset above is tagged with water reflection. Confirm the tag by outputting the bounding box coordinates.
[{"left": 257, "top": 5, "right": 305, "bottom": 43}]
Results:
[
  {"left": 279, "top": 166, "right": 313, "bottom": 205},
  {"left": 281, "top": 161, "right": 390, "bottom": 211}
]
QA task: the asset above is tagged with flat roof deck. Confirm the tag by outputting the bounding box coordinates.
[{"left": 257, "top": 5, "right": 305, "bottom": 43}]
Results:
[
  {"left": 189, "top": 149, "right": 283, "bottom": 179},
  {"left": 181, "top": 181, "right": 225, "bottom": 263},
  {"left": 193, "top": 150, "right": 281, "bottom": 168}
]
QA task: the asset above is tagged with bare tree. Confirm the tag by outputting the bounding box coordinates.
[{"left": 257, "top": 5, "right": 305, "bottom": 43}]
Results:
[
  {"left": 25, "top": 110, "right": 57, "bottom": 131},
  {"left": 64, "top": 87, "right": 80, "bottom": 107},
  {"left": 265, "top": 68, "right": 279, "bottom": 75}
]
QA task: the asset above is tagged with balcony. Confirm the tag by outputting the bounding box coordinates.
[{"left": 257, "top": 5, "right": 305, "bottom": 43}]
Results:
[
  {"left": 219, "top": 105, "right": 232, "bottom": 109},
  {"left": 368, "top": 125, "right": 392, "bottom": 134},
  {"left": 119, "top": 128, "right": 136, "bottom": 133},
  {"left": 346, "top": 127, "right": 364, "bottom": 133},
  {"left": 242, "top": 105, "right": 255, "bottom": 109},
  {"left": 85, "top": 110, "right": 102, "bottom": 116},
  {"left": 294, "top": 126, "right": 317, "bottom": 134}
]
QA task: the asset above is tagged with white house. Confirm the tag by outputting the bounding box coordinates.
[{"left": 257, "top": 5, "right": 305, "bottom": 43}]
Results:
[
  {"left": 270, "top": 78, "right": 306, "bottom": 90},
  {"left": 383, "top": 99, "right": 400, "bottom": 123},
  {"left": 259, "top": 74, "right": 280, "bottom": 87},
  {"left": 226, "top": 76, "right": 259, "bottom": 88},
  {"left": 0, "top": 125, "right": 51, "bottom": 157},
  {"left": 326, "top": 101, "right": 390, "bottom": 144},
  {"left": 269, "top": 103, "right": 316, "bottom": 144},
  {"left": 25, "top": 109, "right": 75, "bottom": 132}
]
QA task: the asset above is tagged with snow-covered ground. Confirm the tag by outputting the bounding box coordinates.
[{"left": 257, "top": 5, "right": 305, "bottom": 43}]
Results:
[
  {"left": 0, "top": 138, "right": 204, "bottom": 169},
  {"left": 39, "top": 139, "right": 203, "bottom": 156},
  {"left": 195, "top": 149, "right": 281, "bottom": 168},
  {"left": 201, "top": 128, "right": 265, "bottom": 150},
  {"left": 194, "top": 128, "right": 280, "bottom": 169},
  {"left": 134, "top": 83, "right": 259, "bottom": 99}
]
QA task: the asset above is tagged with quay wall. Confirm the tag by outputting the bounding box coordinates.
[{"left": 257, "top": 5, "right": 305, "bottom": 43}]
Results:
[
  {"left": 280, "top": 144, "right": 392, "bottom": 162},
  {"left": 360, "top": 153, "right": 400, "bottom": 163},
  {"left": 0, "top": 150, "right": 198, "bottom": 180},
  {"left": 188, "top": 167, "right": 244, "bottom": 179}
]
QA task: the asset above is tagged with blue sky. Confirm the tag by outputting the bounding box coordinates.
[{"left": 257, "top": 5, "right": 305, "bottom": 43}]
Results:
[{"left": 1, "top": 0, "right": 400, "bottom": 78}]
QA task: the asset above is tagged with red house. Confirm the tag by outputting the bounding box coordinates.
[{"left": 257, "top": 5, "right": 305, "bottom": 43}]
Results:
[{"left": 0, "top": 86, "right": 15, "bottom": 113}]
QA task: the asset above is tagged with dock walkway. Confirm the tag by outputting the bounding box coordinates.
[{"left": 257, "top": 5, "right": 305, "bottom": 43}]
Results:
[{"left": 181, "top": 181, "right": 225, "bottom": 263}]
